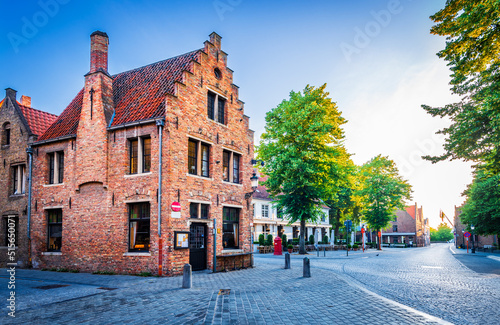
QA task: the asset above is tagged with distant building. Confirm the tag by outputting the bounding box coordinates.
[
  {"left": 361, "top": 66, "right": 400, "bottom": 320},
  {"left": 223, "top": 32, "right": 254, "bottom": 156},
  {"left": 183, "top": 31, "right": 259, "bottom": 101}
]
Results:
[
  {"left": 379, "top": 203, "right": 429, "bottom": 247},
  {"left": 0, "top": 90, "right": 57, "bottom": 267},
  {"left": 252, "top": 175, "right": 331, "bottom": 244},
  {"left": 454, "top": 205, "right": 497, "bottom": 249}
]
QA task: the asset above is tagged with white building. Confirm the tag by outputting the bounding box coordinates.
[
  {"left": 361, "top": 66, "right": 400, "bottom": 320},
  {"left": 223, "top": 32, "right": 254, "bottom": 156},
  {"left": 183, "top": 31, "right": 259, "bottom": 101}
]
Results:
[{"left": 252, "top": 177, "right": 331, "bottom": 245}]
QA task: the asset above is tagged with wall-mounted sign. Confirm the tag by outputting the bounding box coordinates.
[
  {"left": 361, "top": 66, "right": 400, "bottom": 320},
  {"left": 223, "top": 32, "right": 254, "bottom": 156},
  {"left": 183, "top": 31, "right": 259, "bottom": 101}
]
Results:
[
  {"left": 171, "top": 201, "right": 181, "bottom": 212},
  {"left": 174, "top": 231, "right": 189, "bottom": 249}
]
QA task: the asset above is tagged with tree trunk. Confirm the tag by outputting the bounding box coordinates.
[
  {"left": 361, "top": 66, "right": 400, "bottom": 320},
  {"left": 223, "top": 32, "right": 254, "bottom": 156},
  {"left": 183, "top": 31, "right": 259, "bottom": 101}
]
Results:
[{"left": 299, "top": 218, "right": 307, "bottom": 254}]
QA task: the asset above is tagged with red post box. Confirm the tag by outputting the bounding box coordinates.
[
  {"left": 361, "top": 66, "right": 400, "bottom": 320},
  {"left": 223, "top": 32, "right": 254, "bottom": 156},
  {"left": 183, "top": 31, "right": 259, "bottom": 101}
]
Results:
[{"left": 274, "top": 236, "right": 282, "bottom": 255}]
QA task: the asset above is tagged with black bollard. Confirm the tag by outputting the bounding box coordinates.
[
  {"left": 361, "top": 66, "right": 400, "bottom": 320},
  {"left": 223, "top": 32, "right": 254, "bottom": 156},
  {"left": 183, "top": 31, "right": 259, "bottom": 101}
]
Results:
[
  {"left": 303, "top": 257, "right": 311, "bottom": 277},
  {"left": 323, "top": 246, "right": 326, "bottom": 257},
  {"left": 285, "top": 252, "right": 291, "bottom": 269},
  {"left": 182, "top": 264, "right": 192, "bottom": 288}
]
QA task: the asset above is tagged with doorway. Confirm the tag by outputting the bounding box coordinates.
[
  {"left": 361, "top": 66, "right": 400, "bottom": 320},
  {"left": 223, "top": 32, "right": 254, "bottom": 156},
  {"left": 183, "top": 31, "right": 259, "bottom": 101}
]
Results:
[{"left": 189, "top": 223, "right": 207, "bottom": 271}]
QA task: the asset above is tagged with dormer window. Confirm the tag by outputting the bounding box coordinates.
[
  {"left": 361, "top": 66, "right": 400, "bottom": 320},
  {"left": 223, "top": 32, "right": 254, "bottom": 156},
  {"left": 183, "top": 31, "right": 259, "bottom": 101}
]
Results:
[
  {"left": 207, "top": 91, "right": 226, "bottom": 125},
  {"left": 2, "top": 122, "right": 10, "bottom": 146}
]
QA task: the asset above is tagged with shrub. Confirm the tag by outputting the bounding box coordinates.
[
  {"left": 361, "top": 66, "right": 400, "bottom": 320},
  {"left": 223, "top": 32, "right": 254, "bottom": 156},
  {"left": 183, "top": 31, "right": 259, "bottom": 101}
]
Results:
[
  {"left": 352, "top": 244, "right": 359, "bottom": 249},
  {"left": 266, "top": 234, "right": 273, "bottom": 246},
  {"left": 281, "top": 234, "right": 288, "bottom": 248},
  {"left": 287, "top": 244, "right": 293, "bottom": 249},
  {"left": 347, "top": 244, "right": 352, "bottom": 249},
  {"left": 92, "top": 270, "right": 116, "bottom": 275},
  {"left": 323, "top": 235, "right": 329, "bottom": 243},
  {"left": 258, "top": 234, "right": 265, "bottom": 246},
  {"left": 309, "top": 235, "right": 315, "bottom": 245},
  {"left": 69, "top": 269, "right": 80, "bottom": 273}
]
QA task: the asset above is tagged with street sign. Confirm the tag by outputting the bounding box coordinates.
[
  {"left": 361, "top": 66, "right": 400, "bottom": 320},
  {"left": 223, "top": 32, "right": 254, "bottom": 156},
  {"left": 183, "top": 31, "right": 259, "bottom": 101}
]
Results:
[
  {"left": 361, "top": 228, "right": 365, "bottom": 234},
  {"left": 464, "top": 232, "right": 471, "bottom": 238},
  {"left": 171, "top": 201, "right": 181, "bottom": 212}
]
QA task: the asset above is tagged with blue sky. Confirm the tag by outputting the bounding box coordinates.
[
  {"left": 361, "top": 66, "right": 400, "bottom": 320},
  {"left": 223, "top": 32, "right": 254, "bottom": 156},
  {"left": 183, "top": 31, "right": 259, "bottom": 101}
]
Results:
[{"left": 1, "top": 0, "right": 471, "bottom": 228}]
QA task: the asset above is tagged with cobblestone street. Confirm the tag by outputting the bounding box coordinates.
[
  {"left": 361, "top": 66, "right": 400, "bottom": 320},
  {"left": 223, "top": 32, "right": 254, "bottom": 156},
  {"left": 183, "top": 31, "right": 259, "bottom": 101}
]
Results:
[{"left": 1, "top": 243, "right": 498, "bottom": 324}]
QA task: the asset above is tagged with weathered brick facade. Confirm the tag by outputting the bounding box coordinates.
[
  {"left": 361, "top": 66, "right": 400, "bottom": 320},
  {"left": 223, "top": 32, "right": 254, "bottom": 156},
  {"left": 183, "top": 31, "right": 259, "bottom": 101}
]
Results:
[
  {"left": 0, "top": 89, "right": 57, "bottom": 267},
  {"left": 31, "top": 31, "right": 254, "bottom": 275},
  {"left": 454, "top": 205, "right": 498, "bottom": 249}
]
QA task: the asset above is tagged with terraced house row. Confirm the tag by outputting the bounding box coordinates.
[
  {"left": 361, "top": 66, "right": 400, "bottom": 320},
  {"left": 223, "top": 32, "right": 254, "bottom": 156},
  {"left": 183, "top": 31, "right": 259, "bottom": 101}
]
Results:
[{"left": 0, "top": 31, "right": 255, "bottom": 275}]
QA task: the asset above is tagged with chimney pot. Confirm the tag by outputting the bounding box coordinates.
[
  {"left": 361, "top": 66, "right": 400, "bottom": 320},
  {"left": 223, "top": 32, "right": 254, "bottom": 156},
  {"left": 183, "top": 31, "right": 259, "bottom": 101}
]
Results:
[
  {"left": 5, "top": 88, "right": 17, "bottom": 100},
  {"left": 21, "top": 95, "right": 31, "bottom": 107},
  {"left": 90, "top": 30, "right": 109, "bottom": 73}
]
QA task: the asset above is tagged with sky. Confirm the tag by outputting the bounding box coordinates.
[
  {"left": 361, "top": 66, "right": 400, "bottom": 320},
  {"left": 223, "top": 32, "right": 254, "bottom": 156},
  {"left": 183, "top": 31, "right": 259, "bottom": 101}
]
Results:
[{"left": 0, "top": 0, "right": 472, "bottom": 229}]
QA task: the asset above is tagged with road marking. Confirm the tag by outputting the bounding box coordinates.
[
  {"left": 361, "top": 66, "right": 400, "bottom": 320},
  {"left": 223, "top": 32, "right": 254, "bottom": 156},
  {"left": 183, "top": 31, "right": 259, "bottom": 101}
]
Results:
[
  {"left": 487, "top": 255, "right": 500, "bottom": 262},
  {"left": 422, "top": 266, "right": 443, "bottom": 269},
  {"left": 449, "top": 245, "right": 457, "bottom": 255}
]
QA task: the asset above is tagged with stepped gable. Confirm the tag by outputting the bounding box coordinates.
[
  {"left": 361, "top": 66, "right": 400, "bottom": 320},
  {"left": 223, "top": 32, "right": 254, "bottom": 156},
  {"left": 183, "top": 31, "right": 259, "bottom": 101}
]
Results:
[
  {"left": 38, "top": 50, "right": 202, "bottom": 141},
  {"left": 18, "top": 103, "right": 58, "bottom": 137}
]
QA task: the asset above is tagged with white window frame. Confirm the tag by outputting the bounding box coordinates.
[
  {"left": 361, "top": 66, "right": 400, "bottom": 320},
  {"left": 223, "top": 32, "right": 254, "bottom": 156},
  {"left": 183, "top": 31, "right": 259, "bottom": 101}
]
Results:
[{"left": 12, "top": 164, "right": 26, "bottom": 195}]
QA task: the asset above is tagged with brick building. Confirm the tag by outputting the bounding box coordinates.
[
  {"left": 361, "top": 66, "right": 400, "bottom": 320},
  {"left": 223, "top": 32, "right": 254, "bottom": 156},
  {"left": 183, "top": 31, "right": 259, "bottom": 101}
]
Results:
[
  {"left": 379, "top": 203, "right": 429, "bottom": 247},
  {"left": 30, "top": 31, "right": 254, "bottom": 275},
  {"left": 0, "top": 89, "right": 57, "bottom": 267},
  {"left": 454, "top": 205, "right": 498, "bottom": 249}
]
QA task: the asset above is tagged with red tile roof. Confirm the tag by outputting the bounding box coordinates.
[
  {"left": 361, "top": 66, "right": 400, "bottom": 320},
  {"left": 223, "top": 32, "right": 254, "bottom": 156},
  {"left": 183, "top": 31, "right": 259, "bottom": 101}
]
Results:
[
  {"left": 18, "top": 103, "right": 58, "bottom": 137},
  {"left": 38, "top": 90, "right": 83, "bottom": 141},
  {"left": 38, "top": 50, "right": 202, "bottom": 141}
]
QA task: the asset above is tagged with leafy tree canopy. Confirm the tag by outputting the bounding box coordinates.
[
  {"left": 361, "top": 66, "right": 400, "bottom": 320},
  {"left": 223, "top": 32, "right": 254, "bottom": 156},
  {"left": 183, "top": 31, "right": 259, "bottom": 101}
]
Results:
[
  {"left": 359, "top": 155, "right": 412, "bottom": 233},
  {"left": 460, "top": 168, "right": 500, "bottom": 236},
  {"left": 257, "top": 84, "right": 351, "bottom": 253},
  {"left": 430, "top": 223, "right": 454, "bottom": 242},
  {"left": 423, "top": 1, "right": 500, "bottom": 172}
]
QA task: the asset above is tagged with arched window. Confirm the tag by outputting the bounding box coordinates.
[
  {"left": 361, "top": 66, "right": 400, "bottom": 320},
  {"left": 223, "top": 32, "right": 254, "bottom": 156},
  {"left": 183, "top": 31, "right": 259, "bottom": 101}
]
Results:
[{"left": 2, "top": 122, "right": 10, "bottom": 146}]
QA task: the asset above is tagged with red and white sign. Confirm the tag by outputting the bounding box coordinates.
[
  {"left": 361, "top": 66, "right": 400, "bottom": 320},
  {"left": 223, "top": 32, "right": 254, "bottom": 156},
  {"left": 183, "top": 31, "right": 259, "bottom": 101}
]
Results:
[{"left": 171, "top": 202, "right": 181, "bottom": 212}]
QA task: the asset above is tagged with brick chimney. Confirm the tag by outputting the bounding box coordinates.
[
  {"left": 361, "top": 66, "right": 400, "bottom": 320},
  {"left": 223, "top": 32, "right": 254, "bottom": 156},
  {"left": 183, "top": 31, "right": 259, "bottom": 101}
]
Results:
[
  {"left": 5, "top": 88, "right": 17, "bottom": 100},
  {"left": 209, "top": 32, "right": 221, "bottom": 50},
  {"left": 21, "top": 95, "right": 31, "bottom": 107},
  {"left": 90, "top": 31, "right": 109, "bottom": 73}
]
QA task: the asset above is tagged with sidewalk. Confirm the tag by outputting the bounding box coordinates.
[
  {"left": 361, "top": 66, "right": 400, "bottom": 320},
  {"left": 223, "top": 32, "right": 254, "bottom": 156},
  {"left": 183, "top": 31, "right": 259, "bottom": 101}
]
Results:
[{"left": 1, "top": 250, "right": 452, "bottom": 324}]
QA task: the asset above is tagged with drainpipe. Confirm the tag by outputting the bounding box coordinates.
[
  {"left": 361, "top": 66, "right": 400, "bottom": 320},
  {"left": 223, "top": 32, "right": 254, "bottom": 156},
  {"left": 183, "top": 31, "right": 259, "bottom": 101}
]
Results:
[
  {"left": 26, "top": 146, "right": 33, "bottom": 267},
  {"left": 156, "top": 119, "right": 165, "bottom": 276}
]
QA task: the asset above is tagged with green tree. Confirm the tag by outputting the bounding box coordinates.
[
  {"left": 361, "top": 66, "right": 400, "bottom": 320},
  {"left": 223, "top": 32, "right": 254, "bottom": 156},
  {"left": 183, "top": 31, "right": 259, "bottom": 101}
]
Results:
[
  {"left": 258, "top": 84, "right": 350, "bottom": 254},
  {"left": 359, "top": 155, "right": 412, "bottom": 250},
  {"left": 423, "top": 1, "right": 500, "bottom": 173},
  {"left": 460, "top": 168, "right": 500, "bottom": 238},
  {"left": 430, "top": 223, "right": 454, "bottom": 242}
]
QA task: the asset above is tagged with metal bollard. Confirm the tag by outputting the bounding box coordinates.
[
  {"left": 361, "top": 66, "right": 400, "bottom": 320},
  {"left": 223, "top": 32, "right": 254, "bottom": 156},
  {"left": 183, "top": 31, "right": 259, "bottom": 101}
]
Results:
[
  {"left": 182, "top": 264, "right": 192, "bottom": 288},
  {"left": 323, "top": 246, "right": 326, "bottom": 257},
  {"left": 303, "top": 257, "right": 311, "bottom": 277},
  {"left": 317, "top": 246, "right": 319, "bottom": 257},
  {"left": 285, "top": 252, "right": 291, "bottom": 269}
]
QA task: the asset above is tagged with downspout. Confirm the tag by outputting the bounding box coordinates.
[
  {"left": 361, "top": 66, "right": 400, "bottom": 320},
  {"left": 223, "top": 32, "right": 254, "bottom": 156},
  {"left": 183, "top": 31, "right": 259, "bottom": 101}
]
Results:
[
  {"left": 26, "top": 146, "right": 33, "bottom": 267},
  {"left": 156, "top": 119, "right": 165, "bottom": 276}
]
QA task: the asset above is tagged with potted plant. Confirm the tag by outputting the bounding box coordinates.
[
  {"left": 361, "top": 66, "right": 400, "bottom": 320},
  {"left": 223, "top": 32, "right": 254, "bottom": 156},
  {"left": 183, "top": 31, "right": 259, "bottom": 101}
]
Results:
[
  {"left": 287, "top": 244, "right": 293, "bottom": 253},
  {"left": 352, "top": 244, "right": 359, "bottom": 251}
]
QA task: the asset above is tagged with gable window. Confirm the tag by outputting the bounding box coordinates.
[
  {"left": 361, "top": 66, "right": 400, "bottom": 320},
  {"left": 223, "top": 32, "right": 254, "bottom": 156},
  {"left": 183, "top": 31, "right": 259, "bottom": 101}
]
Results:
[
  {"left": 2, "top": 122, "right": 10, "bottom": 146},
  {"left": 47, "top": 209, "right": 62, "bottom": 252},
  {"left": 223, "top": 207, "right": 239, "bottom": 249},
  {"left": 3, "top": 216, "right": 18, "bottom": 247},
  {"left": 129, "top": 202, "right": 150, "bottom": 252},
  {"left": 222, "top": 150, "right": 241, "bottom": 184},
  {"left": 190, "top": 202, "right": 210, "bottom": 219},
  {"left": 393, "top": 225, "right": 398, "bottom": 232},
  {"left": 188, "top": 139, "right": 211, "bottom": 177},
  {"left": 129, "top": 137, "right": 151, "bottom": 174},
  {"left": 12, "top": 165, "right": 26, "bottom": 195},
  {"left": 207, "top": 91, "right": 226, "bottom": 124},
  {"left": 262, "top": 205, "right": 269, "bottom": 218},
  {"left": 48, "top": 151, "right": 64, "bottom": 184}
]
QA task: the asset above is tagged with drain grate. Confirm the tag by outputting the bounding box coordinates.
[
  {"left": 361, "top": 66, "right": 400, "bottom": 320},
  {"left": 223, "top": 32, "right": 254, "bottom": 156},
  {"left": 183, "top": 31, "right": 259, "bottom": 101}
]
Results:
[
  {"left": 35, "top": 284, "right": 70, "bottom": 290},
  {"left": 97, "top": 287, "right": 117, "bottom": 291},
  {"left": 218, "top": 289, "right": 230, "bottom": 295}
]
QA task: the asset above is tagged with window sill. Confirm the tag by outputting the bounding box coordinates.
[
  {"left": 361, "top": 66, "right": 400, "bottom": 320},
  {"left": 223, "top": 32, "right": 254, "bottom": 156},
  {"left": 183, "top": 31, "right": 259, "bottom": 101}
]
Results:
[
  {"left": 221, "top": 249, "right": 243, "bottom": 254},
  {"left": 186, "top": 173, "right": 213, "bottom": 181},
  {"left": 123, "top": 252, "right": 151, "bottom": 257},
  {"left": 223, "top": 181, "right": 242, "bottom": 187},
  {"left": 9, "top": 193, "right": 26, "bottom": 197},
  {"left": 42, "top": 252, "right": 62, "bottom": 256},
  {"left": 43, "top": 183, "right": 64, "bottom": 187},
  {"left": 207, "top": 118, "right": 228, "bottom": 128},
  {"left": 124, "top": 172, "right": 152, "bottom": 178}
]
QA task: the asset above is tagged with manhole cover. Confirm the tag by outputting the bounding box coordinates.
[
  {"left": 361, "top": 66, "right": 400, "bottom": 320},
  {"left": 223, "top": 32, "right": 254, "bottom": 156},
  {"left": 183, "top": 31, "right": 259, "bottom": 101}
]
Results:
[
  {"left": 35, "top": 284, "right": 70, "bottom": 290},
  {"left": 218, "top": 289, "right": 230, "bottom": 295},
  {"left": 97, "top": 287, "right": 117, "bottom": 291}
]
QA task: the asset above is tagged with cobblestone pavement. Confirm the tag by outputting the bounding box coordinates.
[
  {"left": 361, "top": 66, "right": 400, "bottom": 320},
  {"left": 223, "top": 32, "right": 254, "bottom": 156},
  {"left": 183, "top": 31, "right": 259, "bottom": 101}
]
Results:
[{"left": 1, "top": 243, "right": 496, "bottom": 324}]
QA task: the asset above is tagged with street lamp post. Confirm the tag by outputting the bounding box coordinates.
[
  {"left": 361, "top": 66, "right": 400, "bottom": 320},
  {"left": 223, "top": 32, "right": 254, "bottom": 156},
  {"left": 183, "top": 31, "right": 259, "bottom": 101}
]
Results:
[{"left": 471, "top": 225, "right": 475, "bottom": 254}]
